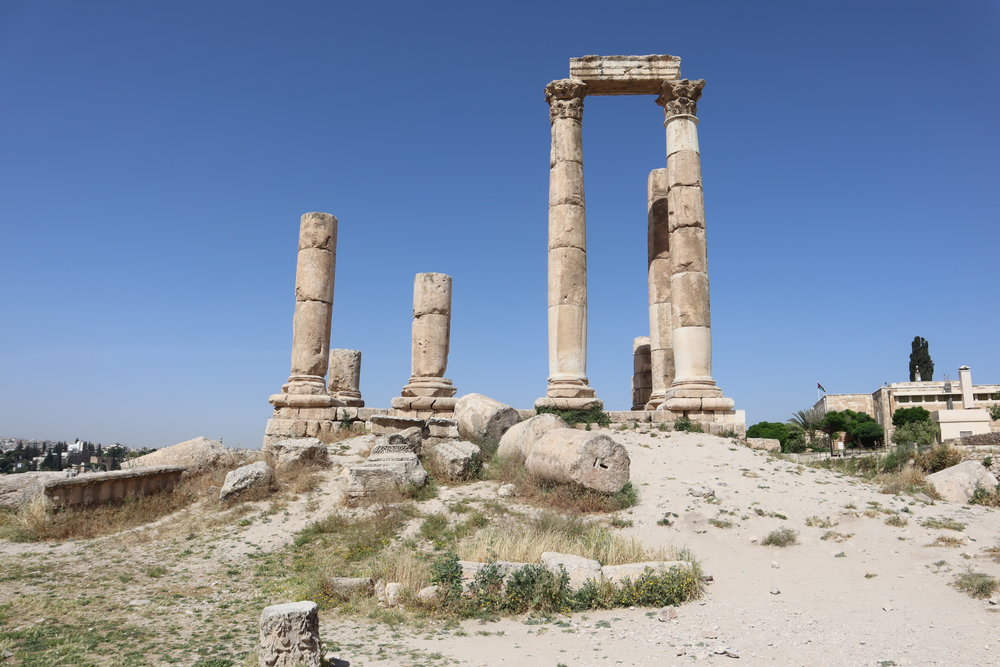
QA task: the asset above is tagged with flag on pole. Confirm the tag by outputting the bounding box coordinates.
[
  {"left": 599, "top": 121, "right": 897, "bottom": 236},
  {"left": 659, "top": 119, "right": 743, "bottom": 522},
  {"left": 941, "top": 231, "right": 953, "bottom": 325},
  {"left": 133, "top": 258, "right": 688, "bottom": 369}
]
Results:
[{"left": 817, "top": 382, "right": 827, "bottom": 393}]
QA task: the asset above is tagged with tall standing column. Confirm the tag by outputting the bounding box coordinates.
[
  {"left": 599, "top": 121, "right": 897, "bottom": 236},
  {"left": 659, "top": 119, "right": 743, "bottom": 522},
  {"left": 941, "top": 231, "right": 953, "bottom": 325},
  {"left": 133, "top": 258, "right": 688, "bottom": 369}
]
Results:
[
  {"left": 537, "top": 78, "right": 601, "bottom": 411},
  {"left": 646, "top": 168, "right": 674, "bottom": 409},
  {"left": 328, "top": 349, "right": 364, "bottom": 407},
  {"left": 392, "top": 272, "right": 458, "bottom": 414},
  {"left": 283, "top": 212, "right": 338, "bottom": 396},
  {"left": 656, "top": 81, "right": 733, "bottom": 413}
]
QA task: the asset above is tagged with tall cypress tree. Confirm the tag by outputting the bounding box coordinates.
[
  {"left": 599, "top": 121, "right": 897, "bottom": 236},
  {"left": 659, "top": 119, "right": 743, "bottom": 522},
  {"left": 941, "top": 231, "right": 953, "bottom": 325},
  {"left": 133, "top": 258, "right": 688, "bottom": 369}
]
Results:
[{"left": 909, "top": 336, "right": 934, "bottom": 382}]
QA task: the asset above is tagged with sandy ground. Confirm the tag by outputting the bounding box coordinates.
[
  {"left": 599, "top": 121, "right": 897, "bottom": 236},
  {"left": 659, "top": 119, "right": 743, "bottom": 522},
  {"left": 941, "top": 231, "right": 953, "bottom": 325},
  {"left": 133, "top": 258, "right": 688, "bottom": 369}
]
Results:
[
  {"left": 318, "top": 430, "right": 1000, "bottom": 666},
  {"left": 2, "top": 429, "right": 999, "bottom": 666}
]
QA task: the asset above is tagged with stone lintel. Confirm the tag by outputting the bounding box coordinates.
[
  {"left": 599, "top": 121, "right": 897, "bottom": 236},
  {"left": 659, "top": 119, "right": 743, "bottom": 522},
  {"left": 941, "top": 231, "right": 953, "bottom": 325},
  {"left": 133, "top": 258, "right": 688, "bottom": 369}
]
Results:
[{"left": 568, "top": 54, "right": 682, "bottom": 95}]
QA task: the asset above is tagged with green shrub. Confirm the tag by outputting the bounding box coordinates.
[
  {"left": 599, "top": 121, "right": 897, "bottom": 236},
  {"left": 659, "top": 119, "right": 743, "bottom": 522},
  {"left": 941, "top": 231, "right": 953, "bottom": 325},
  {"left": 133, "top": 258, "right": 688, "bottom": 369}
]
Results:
[
  {"left": 674, "top": 416, "right": 704, "bottom": 433},
  {"left": 892, "top": 407, "right": 931, "bottom": 427},
  {"left": 746, "top": 421, "right": 790, "bottom": 444},
  {"left": 914, "top": 444, "right": 961, "bottom": 473},
  {"left": 953, "top": 572, "right": 1000, "bottom": 599},
  {"left": 969, "top": 484, "right": 1000, "bottom": 507},
  {"left": 989, "top": 404, "right": 1000, "bottom": 421},
  {"left": 536, "top": 406, "right": 610, "bottom": 427},
  {"left": 891, "top": 421, "right": 938, "bottom": 447}
]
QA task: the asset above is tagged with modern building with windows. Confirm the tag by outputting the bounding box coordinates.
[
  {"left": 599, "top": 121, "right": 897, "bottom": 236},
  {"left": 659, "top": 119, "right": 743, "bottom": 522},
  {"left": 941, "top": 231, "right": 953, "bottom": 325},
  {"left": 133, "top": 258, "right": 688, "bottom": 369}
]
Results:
[{"left": 813, "top": 366, "right": 999, "bottom": 441}]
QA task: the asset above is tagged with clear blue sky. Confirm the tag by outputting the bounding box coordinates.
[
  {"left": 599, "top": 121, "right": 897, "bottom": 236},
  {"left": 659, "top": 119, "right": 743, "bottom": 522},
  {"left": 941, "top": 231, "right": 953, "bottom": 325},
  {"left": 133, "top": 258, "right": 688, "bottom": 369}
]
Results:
[{"left": 1, "top": 1, "right": 997, "bottom": 449}]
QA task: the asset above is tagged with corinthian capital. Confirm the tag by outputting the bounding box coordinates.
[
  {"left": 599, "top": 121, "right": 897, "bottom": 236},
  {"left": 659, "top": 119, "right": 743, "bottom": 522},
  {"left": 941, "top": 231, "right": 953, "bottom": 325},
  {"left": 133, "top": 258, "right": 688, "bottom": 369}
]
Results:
[
  {"left": 656, "top": 79, "right": 705, "bottom": 118},
  {"left": 545, "top": 78, "right": 587, "bottom": 122}
]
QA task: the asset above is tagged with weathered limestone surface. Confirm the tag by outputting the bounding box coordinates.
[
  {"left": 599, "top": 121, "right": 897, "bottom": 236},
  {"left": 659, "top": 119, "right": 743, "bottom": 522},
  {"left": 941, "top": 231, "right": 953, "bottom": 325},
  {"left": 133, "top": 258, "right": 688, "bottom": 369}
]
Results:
[
  {"left": 220, "top": 461, "right": 274, "bottom": 501},
  {"left": 455, "top": 393, "right": 520, "bottom": 451},
  {"left": 346, "top": 445, "right": 428, "bottom": 498},
  {"left": 601, "top": 560, "right": 693, "bottom": 585},
  {"left": 538, "top": 78, "right": 601, "bottom": 411},
  {"left": 569, "top": 54, "right": 682, "bottom": 95},
  {"left": 394, "top": 273, "right": 458, "bottom": 414},
  {"left": 43, "top": 466, "right": 186, "bottom": 509},
  {"left": 541, "top": 551, "right": 602, "bottom": 589},
  {"left": 646, "top": 168, "right": 673, "bottom": 410},
  {"left": 264, "top": 438, "right": 329, "bottom": 468},
  {"left": 525, "top": 428, "right": 630, "bottom": 493},
  {"left": 496, "top": 413, "right": 568, "bottom": 463},
  {"left": 258, "top": 600, "right": 322, "bottom": 667},
  {"left": 427, "top": 440, "right": 481, "bottom": 480},
  {"left": 328, "top": 348, "right": 364, "bottom": 407},
  {"left": 926, "top": 461, "right": 999, "bottom": 504},
  {"left": 632, "top": 336, "right": 652, "bottom": 410},
  {"left": 282, "top": 212, "right": 338, "bottom": 398},
  {"left": 654, "top": 80, "right": 736, "bottom": 418},
  {"left": 0, "top": 472, "right": 63, "bottom": 510},
  {"left": 122, "top": 436, "right": 225, "bottom": 473},
  {"left": 746, "top": 437, "right": 781, "bottom": 452}
]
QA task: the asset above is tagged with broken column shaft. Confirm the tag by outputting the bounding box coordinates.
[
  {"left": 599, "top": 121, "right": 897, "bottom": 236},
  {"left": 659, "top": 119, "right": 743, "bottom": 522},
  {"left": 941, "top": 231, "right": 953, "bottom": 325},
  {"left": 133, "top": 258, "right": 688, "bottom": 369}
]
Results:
[{"left": 328, "top": 348, "right": 364, "bottom": 407}]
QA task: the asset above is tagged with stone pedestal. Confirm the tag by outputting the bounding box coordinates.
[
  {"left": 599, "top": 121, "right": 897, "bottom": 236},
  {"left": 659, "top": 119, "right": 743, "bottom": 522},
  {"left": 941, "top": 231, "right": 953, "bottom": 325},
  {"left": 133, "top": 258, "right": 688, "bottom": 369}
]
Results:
[
  {"left": 646, "top": 168, "right": 674, "bottom": 409},
  {"left": 329, "top": 348, "right": 364, "bottom": 407},
  {"left": 655, "top": 81, "right": 735, "bottom": 417},
  {"left": 392, "top": 273, "right": 458, "bottom": 415},
  {"left": 631, "top": 336, "right": 652, "bottom": 410},
  {"left": 537, "top": 78, "right": 602, "bottom": 411}
]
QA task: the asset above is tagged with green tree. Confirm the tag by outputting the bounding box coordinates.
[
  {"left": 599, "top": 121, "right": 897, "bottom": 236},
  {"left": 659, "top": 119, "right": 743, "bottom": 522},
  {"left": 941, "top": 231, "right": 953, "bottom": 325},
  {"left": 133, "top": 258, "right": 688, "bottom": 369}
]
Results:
[
  {"left": 891, "top": 420, "right": 938, "bottom": 446},
  {"left": 822, "top": 409, "right": 883, "bottom": 448},
  {"left": 747, "top": 421, "right": 792, "bottom": 448},
  {"left": 892, "top": 406, "right": 931, "bottom": 427},
  {"left": 908, "top": 336, "right": 933, "bottom": 382}
]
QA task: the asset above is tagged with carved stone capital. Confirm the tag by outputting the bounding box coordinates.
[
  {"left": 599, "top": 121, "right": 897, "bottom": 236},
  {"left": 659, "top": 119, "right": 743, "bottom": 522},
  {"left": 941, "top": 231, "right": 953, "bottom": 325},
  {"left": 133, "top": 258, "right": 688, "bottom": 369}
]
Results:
[
  {"left": 656, "top": 79, "right": 705, "bottom": 118},
  {"left": 545, "top": 78, "right": 588, "bottom": 122}
]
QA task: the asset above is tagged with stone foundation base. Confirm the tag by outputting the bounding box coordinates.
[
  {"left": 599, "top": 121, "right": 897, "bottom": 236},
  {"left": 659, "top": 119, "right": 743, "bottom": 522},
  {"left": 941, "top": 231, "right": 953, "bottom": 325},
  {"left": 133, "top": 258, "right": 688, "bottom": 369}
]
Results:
[
  {"left": 604, "top": 408, "right": 746, "bottom": 436},
  {"left": 535, "top": 397, "right": 604, "bottom": 411},
  {"left": 264, "top": 407, "right": 463, "bottom": 449},
  {"left": 389, "top": 396, "right": 458, "bottom": 415}
]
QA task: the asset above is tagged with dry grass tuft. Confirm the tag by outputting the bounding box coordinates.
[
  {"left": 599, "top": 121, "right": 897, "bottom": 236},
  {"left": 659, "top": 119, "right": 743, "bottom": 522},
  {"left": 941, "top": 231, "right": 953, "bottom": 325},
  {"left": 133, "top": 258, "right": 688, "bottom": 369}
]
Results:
[
  {"left": 927, "top": 535, "right": 965, "bottom": 548},
  {"left": 761, "top": 528, "right": 798, "bottom": 547},
  {"left": 875, "top": 465, "right": 935, "bottom": 497},
  {"left": 953, "top": 571, "right": 1000, "bottom": 599},
  {"left": 456, "top": 512, "right": 671, "bottom": 565}
]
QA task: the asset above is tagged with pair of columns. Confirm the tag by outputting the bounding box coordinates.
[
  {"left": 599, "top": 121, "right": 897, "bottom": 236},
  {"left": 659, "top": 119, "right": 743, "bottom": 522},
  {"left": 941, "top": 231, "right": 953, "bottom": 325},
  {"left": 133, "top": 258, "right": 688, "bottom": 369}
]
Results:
[
  {"left": 537, "top": 78, "right": 731, "bottom": 413},
  {"left": 271, "top": 212, "right": 363, "bottom": 408}
]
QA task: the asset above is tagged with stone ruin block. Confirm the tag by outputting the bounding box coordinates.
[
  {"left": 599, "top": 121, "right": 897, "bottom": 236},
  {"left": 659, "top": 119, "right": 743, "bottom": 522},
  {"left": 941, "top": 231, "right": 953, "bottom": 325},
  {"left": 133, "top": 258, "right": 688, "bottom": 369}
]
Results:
[
  {"left": 42, "top": 466, "right": 186, "bottom": 509},
  {"left": 370, "top": 414, "right": 425, "bottom": 436},
  {"left": 258, "top": 600, "right": 323, "bottom": 667},
  {"left": 346, "top": 452, "right": 428, "bottom": 498},
  {"left": 427, "top": 440, "right": 481, "bottom": 481},
  {"left": 569, "top": 54, "right": 682, "bottom": 95}
]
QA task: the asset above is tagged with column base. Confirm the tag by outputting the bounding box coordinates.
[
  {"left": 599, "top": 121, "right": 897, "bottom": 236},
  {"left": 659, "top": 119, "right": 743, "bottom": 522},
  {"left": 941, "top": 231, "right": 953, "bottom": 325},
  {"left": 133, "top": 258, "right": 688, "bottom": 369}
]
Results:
[
  {"left": 400, "top": 376, "right": 457, "bottom": 398},
  {"left": 390, "top": 395, "right": 458, "bottom": 414},
  {"left": 269, "top": 392, "right": 341, "bottom": 409},
  {"left": 331, "top": 391, "right": 365, "bottom": 407},
  {"left": 536, "top": 377, "right": 602, "bottom": 411},
  {"left": 657, "top": 379, "right": 735, "bottom": 413},
  {"left": 644, "top": 391, "right": 667, "bottom": 411},
  {"left": 282, "top": 374, "right": 328, "bottom": 395}
]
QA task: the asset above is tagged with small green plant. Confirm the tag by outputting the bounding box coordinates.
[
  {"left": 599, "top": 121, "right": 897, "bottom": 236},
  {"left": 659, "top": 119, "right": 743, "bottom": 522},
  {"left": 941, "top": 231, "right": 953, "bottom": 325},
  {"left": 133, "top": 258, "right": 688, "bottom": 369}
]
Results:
[
  {"left": 608, "top": 516, "right": 633, "bottom": 528},
  {"left": 921, "top": 517, "right": 966, "bottom": 532},
  {"left": 969, "top": 483, "right": 1000, "bottom": 507},
  {"left": 989, "top": 404, "right": 1000, "bottom": 421},
  {"left": 673, "top": 416, "right": 704, "bottom": 433},
  {"left": 761, "top": 528, "right": 798, "bottom": 547},
  {"left": 983, "top": 456, "right": 993, "bottom": 468},
  {"left": 884, "top": 514, "right": 908, "bottom": 527},
  {"left": 536, "top": 405, "right": 610, "bottom": 427},
  {"left": 708, "top": 518, "right": 733, "bottom": 529},
  {"left": 953, "top": 572, "right": 1000, "bottom": 599},
  {"left": 804, "top": 516, "right": 836, "bottom": 528}
]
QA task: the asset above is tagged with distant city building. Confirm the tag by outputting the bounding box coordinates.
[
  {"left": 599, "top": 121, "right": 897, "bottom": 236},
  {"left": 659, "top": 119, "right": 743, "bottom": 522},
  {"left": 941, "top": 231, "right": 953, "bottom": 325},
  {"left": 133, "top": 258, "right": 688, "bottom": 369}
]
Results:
[{"left": 814, "top": 365, "right": 999, "bottom": 441}]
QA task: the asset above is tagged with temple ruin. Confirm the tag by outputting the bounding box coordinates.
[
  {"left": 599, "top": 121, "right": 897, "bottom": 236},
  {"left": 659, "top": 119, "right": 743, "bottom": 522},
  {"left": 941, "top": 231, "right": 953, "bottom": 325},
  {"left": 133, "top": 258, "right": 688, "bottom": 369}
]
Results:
[{"left": 264, "top": 55, "right": 745, "bottom": 446}]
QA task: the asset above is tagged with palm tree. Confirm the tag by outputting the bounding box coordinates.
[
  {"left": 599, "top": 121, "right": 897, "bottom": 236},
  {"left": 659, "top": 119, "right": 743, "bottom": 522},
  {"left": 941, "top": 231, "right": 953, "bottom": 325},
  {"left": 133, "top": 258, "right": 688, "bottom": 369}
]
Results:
[{"left": 788, "top": 408, "right": 824, "bottom": 445}]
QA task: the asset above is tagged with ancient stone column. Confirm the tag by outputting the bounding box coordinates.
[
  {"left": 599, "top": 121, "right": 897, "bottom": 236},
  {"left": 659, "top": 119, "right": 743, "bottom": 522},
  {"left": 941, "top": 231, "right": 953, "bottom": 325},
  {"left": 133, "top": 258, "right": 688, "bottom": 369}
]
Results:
[
  {"left": 537, "top": 78, "right": 601, "bottom": 411},
  {"left": 258, "top": 601, "right": 323, "bottom": 667},
  {"left": 646, "top": 168, "right": 674, "bottom": 409},
  {"left": 284, "top": 212, "right": 337, "bottom": 396},
  {"left": 328, "top": 349, "right": 364, "bottom": 407},
  {"left": 632, "top": 336, "right": 652, "bottom": 410},
  {"left": 392, "top": 272, "right": 458, "bottom": 413},
  {"left": 656, "top": 81, "right": 733, "bottom": 414}
]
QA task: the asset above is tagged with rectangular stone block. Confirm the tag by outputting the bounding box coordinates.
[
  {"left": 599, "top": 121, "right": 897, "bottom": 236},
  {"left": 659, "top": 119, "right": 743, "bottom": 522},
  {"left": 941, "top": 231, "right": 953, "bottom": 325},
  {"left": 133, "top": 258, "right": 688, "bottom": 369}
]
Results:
[
  {"left": 550, "top": 121, "right": 583, "bottom": 165},
  {"left": 670, "top": 227, "right": 707, "bottom": 273},
  {"left": 569, "top": 54, "right": 682, "bottom": 95},
  {"left": 667, "top": 186, "right": 705, "bottom": 232},
  {"left": 666, "top": 150, "right": 701, "bottom": 188},
  {"left": 548, "top": 203, "right": 587, "bottom": 251},
  {"left": 671, "top": 273, "right": 711, "bottom": 327},
  {"left": 548, "top": 161, "right": 585, "bottom": 207}
]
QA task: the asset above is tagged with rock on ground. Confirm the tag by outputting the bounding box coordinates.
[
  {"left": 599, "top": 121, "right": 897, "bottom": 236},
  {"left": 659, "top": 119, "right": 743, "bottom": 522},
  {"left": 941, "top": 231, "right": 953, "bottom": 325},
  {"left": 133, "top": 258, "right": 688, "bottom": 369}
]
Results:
[
  {"left": 123, "top": 436, "right": 226, "bottom": 473},
  {"left": 746, "top": 437, "right": 781, "bottom": 452},
  {"left": 497, "top": 413, "right": 567, "bottom": 463},
  {"left": 258, "top": 600, "right": 322, "bottom": 667},
  {"left": 0, "top": 471, "right": 63, "bottom": 510},
  {"left": 525, "top": 428, "right": 630, "bottom": 493},
  {"left": 455, "top": 393, "right": 520, "bottom": 452},
  {"left": 264, "top": 438, "right": 329, "bottom": 468},
  {"left": 926, "top": 461, "right": 999, "bottom": 503},
  {"left": 540, "top": 552, "right": 603, "bottom": 589},
  {"left": 346, "top": 452, "right": 427, "bottom": 498},
  {"left": 427, "top": 441, "right": 481, "bottom": 480},
  {"left": 219, "top": 461, "right": 274, "bottom": 501}
]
